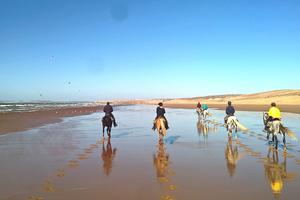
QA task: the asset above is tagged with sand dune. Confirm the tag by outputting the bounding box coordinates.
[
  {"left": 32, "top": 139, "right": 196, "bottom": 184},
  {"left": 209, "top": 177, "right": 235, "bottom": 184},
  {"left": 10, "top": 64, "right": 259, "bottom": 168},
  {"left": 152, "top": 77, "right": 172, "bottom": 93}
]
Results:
[{"left": 116, "top": 90, "right": 300, "bottom": 113}]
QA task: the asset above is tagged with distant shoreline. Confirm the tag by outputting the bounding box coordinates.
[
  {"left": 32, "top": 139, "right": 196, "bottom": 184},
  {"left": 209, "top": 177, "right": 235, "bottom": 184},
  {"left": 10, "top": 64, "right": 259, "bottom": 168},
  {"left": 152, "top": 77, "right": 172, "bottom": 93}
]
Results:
[{"left": 0, "top": 105, "right": 105, "bottom": 135}]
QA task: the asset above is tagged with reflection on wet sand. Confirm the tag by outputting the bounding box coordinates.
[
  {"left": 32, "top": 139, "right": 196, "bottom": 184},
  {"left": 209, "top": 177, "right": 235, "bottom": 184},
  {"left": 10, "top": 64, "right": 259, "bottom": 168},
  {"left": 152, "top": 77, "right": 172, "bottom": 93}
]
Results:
[
  {"left": 153, "top": 138, "right": 177, "bottom": 200},
  {"left": 196, "top": 119, "right": 218, "bottom": 141},
  {"left": 153, "top": 139, "right": 170, "bottom": 181},
  {"left": 263, "top": 147, "right": 297, "bottom": 199},
  {"left": 101, "top": 138, "right": 117, "bottom": 176},
  {"left": 225, "top": 138, "right": 244, "bottom": 177}
]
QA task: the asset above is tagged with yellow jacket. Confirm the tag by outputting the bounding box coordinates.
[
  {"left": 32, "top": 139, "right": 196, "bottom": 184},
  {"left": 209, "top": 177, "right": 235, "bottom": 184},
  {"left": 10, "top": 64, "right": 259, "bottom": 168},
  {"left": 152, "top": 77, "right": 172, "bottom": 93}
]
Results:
[{"left": 268, "top": 107, "right": 281, "bottom": 119}]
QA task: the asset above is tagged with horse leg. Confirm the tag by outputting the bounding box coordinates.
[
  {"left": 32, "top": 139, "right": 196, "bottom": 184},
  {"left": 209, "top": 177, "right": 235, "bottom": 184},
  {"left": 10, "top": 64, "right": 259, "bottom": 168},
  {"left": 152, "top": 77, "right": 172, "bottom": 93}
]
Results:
[
  {"left": 102, "top": 126, "right": 105, "bottom": 139},
  {"left": 275, "top": 135, "right": 278, "bottom": 150},
  {"left": 228, "top": 130, "right": 232, "bottom": 138},
  {"left": 283, "top": 133, "right": 286, "bottom": 151},
  {"left": 108, "top": 127, "right": 111, "bottom": 138}
]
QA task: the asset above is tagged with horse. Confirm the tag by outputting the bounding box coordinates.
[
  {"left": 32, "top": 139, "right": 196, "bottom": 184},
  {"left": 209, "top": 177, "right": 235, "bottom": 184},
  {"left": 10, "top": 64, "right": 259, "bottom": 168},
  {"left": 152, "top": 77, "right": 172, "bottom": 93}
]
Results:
[
  {"left": 102, "top": 115, "right": 112, "bottom": 138},
  {"left": 196, "top": 108, "right": 208, "bottom": 120},
  {"left": 196, "top": 108, "right": 203, "bottom": 116},
  {"left": 226, "top": 116, "right": 238, "bottom": 137},
  {"left": 263, "top": 113, "right": 286, "bottom": 150},
  {"left": 155, "top": 117, "right": 167, "bottom": 138},
  {"left": 202, "top": 109, "right": 209, "bottom": 120}
]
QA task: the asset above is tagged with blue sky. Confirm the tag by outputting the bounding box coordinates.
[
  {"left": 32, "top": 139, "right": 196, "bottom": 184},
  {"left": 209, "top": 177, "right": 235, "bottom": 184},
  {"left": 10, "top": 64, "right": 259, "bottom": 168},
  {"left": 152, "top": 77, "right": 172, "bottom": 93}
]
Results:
[{"left": 0, "top": 0, "right": 299, "bottom": 101}]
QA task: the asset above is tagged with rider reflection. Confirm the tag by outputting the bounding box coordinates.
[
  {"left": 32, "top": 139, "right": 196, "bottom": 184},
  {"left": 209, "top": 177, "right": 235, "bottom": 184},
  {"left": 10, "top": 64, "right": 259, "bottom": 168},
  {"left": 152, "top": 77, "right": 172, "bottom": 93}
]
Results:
[
  {"left": 263, "top": 147, "right": 296, "bottom": 198},
  {"left": 153, "top": 138, "right": 170, "bottom": 180},
  {"left": 101, "top": 138, "right": 117, "bottom": 176},
  {"left": 225, "top": 138, "right": 243, "bottom": 177}
]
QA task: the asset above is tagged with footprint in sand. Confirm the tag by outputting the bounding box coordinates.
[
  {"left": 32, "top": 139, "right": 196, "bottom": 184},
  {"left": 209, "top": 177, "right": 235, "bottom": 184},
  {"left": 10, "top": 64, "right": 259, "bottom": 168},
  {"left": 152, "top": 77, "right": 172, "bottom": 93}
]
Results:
[
  {"left": 161, "top": 195, "right": 174, "bottom": 200},
  {"left": 250, "top": 152, "right": 262, "bottom": 157},
  {"left": 43, "top": 181, "right": 55, "bottom": 192},
  {"left": 159, "top": 177, "right": 169, "bottom": 183},
  {"left": 56, "top": 169, "right": 65, "bottom": 177},
  {"left": 78, "top": 154, "right": 88, "bottom": 160},
  {"left": 168, "top": 185, "right": 177, "bottom": 191},
  {"left": 28, "top": 196, "right": 44, "bottom": 200},
  {"left": 84, "top": 148, "right": 93, "bottom": 154},
  {"left": 90, "top": 144, "right": 98, "bottom": 148},
  {"left": 68, "top": 160, "right": 79, "bottom": 168}
]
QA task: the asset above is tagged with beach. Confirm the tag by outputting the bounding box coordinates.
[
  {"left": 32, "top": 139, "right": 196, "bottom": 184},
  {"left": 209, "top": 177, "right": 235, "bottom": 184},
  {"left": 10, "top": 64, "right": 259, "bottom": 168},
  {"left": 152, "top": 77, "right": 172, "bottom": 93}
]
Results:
[
  {"left": 0, "top": 105, "right": 104, "bottom": 135},
  {"left": 1, "top": 105, "right": 300, "bottom": 200}
]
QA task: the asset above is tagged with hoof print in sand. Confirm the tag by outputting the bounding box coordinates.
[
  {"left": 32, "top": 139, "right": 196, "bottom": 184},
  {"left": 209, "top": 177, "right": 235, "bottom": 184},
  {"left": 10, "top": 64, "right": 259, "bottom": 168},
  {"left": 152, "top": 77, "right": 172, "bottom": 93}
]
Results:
[
  {"left": 28, "top": 196, "right": 43, "bottom": 200},
  {"left": 68, "top": 160, "right": 79, "bottom": 167},
  {"left": 43, "top": 181, "right": 55, "bottom": 192},
  {"left": 56, "top": 169, "right": 65, "bottom": 177},
  {"left": 161, "top": 195, "right": 174, "bottom": 200},
  {"left": 77, "top": 154, "right": 88, "bottom": 160},
  {"left": 168, "top": 185, "right": 177, "bottom": 191}
]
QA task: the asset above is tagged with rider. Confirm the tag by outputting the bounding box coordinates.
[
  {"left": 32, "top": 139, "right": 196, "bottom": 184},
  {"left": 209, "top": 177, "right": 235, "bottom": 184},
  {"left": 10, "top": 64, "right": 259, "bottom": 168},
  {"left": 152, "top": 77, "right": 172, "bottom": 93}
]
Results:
[
  {"left": 265, "top": 102, "right": 281, "bottom": 130},
  {"left": 225, "top": 101, "right": 235, "bottom": 124},
  {"left": 152, "top": 102, "right": 169, "bottom": 130},
  {"left": 202, "top": 104, "right": 208, "bottom": 111},
  {"left": 197, "top": 102, "right": 202, "bottom": 109},
  {"left": 103, "top": 102, "right": 118, "bottom": 127}
]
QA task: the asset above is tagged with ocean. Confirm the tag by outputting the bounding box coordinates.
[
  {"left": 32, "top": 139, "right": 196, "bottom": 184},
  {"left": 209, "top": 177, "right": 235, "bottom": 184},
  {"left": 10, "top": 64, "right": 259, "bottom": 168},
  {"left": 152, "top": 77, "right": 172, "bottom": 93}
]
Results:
[{"left": 0, "top": 102, "right": 96, "bottom": 113}]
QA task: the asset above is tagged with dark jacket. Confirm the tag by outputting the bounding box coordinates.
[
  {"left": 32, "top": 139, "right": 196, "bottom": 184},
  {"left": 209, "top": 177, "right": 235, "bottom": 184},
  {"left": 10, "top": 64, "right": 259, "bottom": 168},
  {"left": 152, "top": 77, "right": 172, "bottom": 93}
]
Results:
[
  {"left": 156, "top": 106, "right": 166, "bottom": 117},
  {"left": 226, "top": 105, "right": 235, "bottom": 116},
  {"left": 103, "top": 105, "right": 113, "bottom": 115}
]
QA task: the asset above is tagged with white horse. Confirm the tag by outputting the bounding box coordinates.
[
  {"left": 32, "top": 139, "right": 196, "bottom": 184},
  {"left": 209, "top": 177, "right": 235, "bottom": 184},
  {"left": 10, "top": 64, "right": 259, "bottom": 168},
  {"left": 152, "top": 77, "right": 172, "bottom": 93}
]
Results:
[
  {"left": 226, "top": 116, "right": 238, "bottom": 137},
  {"left": 196, "top": 108, "right": 209, "bottom": 120}
]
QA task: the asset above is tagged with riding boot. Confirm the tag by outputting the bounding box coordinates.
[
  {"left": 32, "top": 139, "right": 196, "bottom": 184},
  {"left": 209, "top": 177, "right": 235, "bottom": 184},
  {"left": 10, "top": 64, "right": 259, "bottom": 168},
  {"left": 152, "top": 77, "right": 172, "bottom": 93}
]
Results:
[
  {"left": 152, "top": 120, "right": 156, "bottom": 130},
  {"left": 113, "top": 120, "right": 118, "bottom": 127},
  {"left": 165, "top": 119, "right": 169, "bottom": 130}
]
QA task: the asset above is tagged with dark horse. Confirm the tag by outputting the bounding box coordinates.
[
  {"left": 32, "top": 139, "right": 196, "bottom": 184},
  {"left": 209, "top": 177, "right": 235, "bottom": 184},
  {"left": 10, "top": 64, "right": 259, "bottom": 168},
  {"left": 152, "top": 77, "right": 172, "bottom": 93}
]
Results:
[{"left": 102, "top": 115, "right": 112, "bottom": 138}]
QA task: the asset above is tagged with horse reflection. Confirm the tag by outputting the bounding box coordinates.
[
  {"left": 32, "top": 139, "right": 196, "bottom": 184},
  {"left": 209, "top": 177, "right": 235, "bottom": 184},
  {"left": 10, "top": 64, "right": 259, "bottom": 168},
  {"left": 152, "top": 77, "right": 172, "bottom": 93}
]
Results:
[
  {"left": 101, "top": 138, "right": 117, "bottom": 176},
  {"left": 153, "top": 138, "right": 170, "bottom": 180},
  {"left": 197, "top": 119, "right": 218, "bottom": 141},
  {"left": 153, "top": 138, "right": 177, "bottom": 199},
  {"left": 225, "top": 138, "right": 243, "bottom": 177},
  {"left": 263, "top": 146, "right": 296, "bottom": 199}
]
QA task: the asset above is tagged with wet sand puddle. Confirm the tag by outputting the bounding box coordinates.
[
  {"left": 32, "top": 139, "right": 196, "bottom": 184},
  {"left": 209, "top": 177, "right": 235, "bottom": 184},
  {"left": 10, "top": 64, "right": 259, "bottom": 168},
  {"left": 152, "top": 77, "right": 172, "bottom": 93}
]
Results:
[{"left": 1, "top": 105, "right": 300, "bottom": 200}]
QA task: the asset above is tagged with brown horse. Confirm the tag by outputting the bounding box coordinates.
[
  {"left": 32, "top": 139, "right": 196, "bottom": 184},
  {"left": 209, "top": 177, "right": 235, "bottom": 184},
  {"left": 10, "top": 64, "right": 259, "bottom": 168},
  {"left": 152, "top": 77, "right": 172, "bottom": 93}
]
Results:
[
  {"left": 155, "top": 117, "right": 167, "bottom": 137},
  {"left": 102, "top": 115, "right": 112, "bottom": 138}
]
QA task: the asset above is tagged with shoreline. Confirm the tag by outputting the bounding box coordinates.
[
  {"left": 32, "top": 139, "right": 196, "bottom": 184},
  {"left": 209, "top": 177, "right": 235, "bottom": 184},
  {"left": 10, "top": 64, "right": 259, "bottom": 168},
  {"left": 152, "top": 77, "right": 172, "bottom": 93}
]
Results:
[
  {"left": 1, "top": 103, "right": 299, "bottom": 135},
  {"left": 0, "top": 105, "right": 105, "bottom": 135}
]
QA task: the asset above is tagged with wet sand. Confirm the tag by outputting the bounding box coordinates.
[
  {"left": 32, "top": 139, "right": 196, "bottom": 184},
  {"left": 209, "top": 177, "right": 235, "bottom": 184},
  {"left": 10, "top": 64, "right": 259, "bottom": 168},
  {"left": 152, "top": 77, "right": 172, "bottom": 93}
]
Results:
[
  {"left": 1, "top": 105, "right": 300, "bottom": 200},
  {"left": 0, "top": 106, "right": 104, "bottom": 135}
]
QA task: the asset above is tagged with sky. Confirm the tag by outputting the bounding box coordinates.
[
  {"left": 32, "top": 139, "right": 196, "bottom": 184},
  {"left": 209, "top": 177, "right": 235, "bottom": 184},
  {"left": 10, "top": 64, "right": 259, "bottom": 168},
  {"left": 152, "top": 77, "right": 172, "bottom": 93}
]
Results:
[{"left": 0, "top": 0, "right": 299, "bottom": 101}]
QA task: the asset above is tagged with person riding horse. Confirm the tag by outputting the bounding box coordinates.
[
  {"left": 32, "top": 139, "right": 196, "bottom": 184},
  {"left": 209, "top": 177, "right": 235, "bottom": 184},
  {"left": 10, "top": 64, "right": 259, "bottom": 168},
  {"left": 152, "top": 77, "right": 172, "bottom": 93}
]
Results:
[
  {"left": 152, "top": 102, "right": 169, "bottom": 130},
  {"left": 265, "top": 102, "right": 281, "bottom": 131},
  {"left": 224, "top": 101, "right": 235, "bottom": 124},
  {"left": 196, "top": 102, "right": 202, "bottom": 110},
  {"left": 103, "top": 102, "right": 117, "bottom": 127}
]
